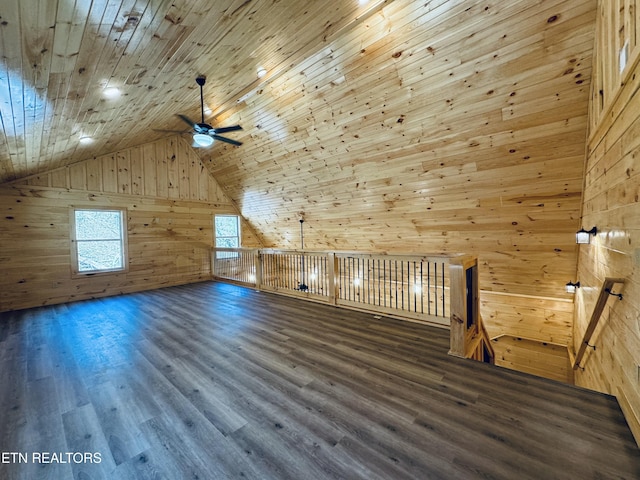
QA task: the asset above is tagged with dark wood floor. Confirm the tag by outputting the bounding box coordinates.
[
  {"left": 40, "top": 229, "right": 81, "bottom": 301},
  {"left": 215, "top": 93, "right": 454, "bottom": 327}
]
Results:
[{"left": 1, "top": 281, "right": 639, "bottom": 479}]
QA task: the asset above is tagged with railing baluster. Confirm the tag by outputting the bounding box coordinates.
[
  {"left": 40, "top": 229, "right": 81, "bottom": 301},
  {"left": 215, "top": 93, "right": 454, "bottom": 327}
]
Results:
[
  {"left": 400, "top": 261, "right": 404, "bottom": 310},
  {"left": 376, "top": 259, "right": 380, "bottom": 306},
  {"left": 433, "top": 262, "right": 438, "bottom": 316},
  {"left": 359, "top": 257, "right": 363, "bottom": 302},
  {"left": 272, "top": 254, "right": 276, "bottom": 288},
  {"left": 338, "top": 256, "right": 341, "bottom": 300},
  {"left": 339, "top": 256, "right": 344, "bottom": 300},
  {"left": 420, "top": 260, "right": 424, "bottom": 314},
  {"left": 442, "top": 262, "right": 445, "bottom": 317},
  {"left": 393, "top": 261, "right": 397, "bottom": 309},
  {"left": 366, "top": 258, "right": 370, "bottom": 305},
  {"left": 427, "top": 261, "right": 431, "bottom": 315},
  {"left": 414, "top": 261, "right": 418, "bottom": 313},
  {"left": 383, "top": 260, "right": 387, "bottom": 307},
  {"left": 242, "top": 251, "right": 246, "bottom": 282},
  {"left": 386, "top": 259, "right": 390, "bottom": 308},
  {"left": 290, "top": 254, "right": 294, "bottom": 289},
  {"left": 353, "top": 257, "right": 357, "bottom": 302},
  {"left": 352, "top": 257, "right": 356, "bottom": 301}
]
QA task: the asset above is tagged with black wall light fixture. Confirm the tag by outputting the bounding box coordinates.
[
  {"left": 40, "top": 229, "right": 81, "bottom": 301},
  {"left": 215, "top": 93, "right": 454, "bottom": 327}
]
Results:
[
  {"left": 576, "top": 226, "right": 597, "bottom": 244},
  {"left": 565, "top": 281, "right": 580, "bottom": 294}
]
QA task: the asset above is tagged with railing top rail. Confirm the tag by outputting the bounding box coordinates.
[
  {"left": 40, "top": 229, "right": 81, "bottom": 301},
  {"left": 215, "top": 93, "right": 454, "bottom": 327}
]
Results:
[
  {"left": 213, "top": 247, "right": 465, "bottom": 263},
  {"left": 333, "top": 251, "right": 454, "bottom": 263}
]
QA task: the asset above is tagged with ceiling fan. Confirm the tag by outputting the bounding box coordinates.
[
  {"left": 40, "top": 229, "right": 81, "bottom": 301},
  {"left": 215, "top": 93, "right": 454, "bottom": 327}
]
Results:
[{"left": 167, "top": 76, "right": 243, "bottom": 148}]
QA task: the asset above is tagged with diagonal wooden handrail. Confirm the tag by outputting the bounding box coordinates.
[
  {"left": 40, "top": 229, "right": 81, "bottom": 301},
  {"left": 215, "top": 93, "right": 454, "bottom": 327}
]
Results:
[{"left": 573, "top": 277, "right": 625, "bottom": 370}]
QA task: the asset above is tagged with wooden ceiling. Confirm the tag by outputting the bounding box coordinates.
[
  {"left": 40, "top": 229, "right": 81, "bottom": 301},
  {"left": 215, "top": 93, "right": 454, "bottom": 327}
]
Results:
[{"left": 1, "top": 0, "right": 597, "bottom": 298}]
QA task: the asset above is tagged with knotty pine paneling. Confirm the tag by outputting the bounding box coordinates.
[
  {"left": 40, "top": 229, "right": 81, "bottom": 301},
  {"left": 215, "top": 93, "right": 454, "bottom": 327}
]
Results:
[
  {"left": 0, "top": 185, "right": 260, "bottom": 312},
  {"left": 481, "top": 291, "right": 574, "bottom": 346},
  {"left": 589, "top": 0, "right": 640, "bottom": 134},
  {"left": 0, "top": 0, "right": 393, "bottom": 182},
  {"left": 16, "top": 137, "right": 227, "bottom": 203},
  {"left": 491, "top": 335, "right": 574, "bottom": 384},
  {"left": 1, "top": 2, "right": 599, "bottom": 352},
  {"left": 575, "top": 0, "right": 640, "bottom": 445},
  {"left": 198, "top": 0, "right": 596, "bottom": 347},
  {"left": 0, "top": 137, "right": 262, "bottom": 312}
]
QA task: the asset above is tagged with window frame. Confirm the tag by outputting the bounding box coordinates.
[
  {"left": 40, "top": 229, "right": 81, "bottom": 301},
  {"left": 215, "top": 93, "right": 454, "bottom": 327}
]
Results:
[
  {"left": 70, "top": 207, "right": 129, "bottom": 277},
  {"left": 214, "top": 214, "right": 241, "bottom": 259}
]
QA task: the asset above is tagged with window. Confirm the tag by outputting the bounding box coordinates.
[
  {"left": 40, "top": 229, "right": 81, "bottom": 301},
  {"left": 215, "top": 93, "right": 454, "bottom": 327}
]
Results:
[
  {"left": 71, "top": 208, "right": 127, "bottom": 275},
  {"left": 215, "top": 214, "right": 240, "bottom": 258}
]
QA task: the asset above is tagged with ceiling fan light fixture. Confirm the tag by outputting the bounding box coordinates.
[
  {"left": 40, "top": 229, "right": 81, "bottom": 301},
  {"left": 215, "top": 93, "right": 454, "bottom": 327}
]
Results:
[{"left": 193, "top": 133, "right": 214, "bottom": 147}]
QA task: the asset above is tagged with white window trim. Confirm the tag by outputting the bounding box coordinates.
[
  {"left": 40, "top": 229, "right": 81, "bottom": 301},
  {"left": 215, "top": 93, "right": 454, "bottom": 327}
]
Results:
[{"left": 70, "top": 207, "right": 129, "bottom": 277}]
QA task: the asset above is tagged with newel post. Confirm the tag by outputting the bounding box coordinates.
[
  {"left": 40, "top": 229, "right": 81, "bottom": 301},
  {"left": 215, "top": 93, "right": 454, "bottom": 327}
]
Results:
[
  {"left": 448, "top": 255, "right": 479, "bottom": 358},
  {"left": 328, "top": 252, "right": 338, "bottom": 305},
  {"left": 254, "top": 249, "right": 263, "bottom": 291},
  {"left": 211, "top": 248, "right": 217, "bottom": 280}
]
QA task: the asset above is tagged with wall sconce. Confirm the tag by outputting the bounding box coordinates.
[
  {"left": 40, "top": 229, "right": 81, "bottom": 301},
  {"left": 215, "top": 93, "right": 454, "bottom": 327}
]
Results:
[
  {"left": 576, "top": 227, "right": 597, "bottom": 244},
  {"left": 565, "top": 281, "right": 580, "bottom": 294}
]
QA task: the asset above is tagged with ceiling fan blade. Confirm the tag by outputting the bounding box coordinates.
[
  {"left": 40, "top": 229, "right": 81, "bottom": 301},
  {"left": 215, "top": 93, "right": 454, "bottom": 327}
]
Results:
[
  {"left": 212, "top": 134, "right": 242, "bottom": 146},
  {"left": 212, "top": 125, "right": 242, "bottom": 134},
  {"left": 176, "top": 114, "right": 198, "bottom": 130}
]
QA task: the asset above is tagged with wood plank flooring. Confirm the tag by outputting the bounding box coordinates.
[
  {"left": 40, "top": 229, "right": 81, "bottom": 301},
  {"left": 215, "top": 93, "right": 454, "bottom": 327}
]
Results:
[{"left": 1, "top": 281, "right": 639, "bottom": 479}]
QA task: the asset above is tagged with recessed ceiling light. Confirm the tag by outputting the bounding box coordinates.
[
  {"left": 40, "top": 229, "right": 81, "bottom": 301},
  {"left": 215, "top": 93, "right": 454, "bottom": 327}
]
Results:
[
  {"left": 103, "top": 87, "right": 121, "bottom": 99},
  {"left": 257, "top": 67, "right": 267, "bottom": 78},
  {"left": 359, "top": 0, "right": 369, "bottom": 5},
  {"left": 79, "top": 136, "right": 93, "bottom": 145}
]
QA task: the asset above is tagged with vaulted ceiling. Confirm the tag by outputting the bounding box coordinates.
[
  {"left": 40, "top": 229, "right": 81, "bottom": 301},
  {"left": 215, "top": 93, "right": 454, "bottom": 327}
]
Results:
[{"left": 1, "top": 0, "right": 597, "bottom": 298}]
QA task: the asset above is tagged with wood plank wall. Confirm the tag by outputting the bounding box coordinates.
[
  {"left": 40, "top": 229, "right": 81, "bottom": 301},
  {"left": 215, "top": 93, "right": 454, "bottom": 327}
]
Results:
[
  {"left": 0, "top": 136, "right": 262, "bottom": 312},
  {"left": 481, "top": 291, "right": 573, "bottom": 345},
  {"left": 491, "top": 335, "right": 574, "bottom": 384},
  {"left": 576, "top": 0, "right": 640, "bottom": 444},
  {"left": 199, "top": 0, "right": 597, "bottom": 351}
]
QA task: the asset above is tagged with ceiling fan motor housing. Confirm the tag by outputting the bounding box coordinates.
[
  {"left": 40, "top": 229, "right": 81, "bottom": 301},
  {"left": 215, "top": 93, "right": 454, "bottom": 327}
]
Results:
[{"left": 195, "top": 122, "right": 213, "bottom": 133}]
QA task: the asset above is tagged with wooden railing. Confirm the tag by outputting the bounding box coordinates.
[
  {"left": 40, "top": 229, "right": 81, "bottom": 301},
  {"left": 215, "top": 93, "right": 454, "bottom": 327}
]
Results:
[
  {"left": 333, "top": 252, "right": 449, "bottom": 324},
  {"left": 212, "top": 248, "right": 466, "bottom": 327},
  {"left": 213, "top": 248, "right": 493, "bottom": 363},
  {"left": 572, "top": 277, "right": 625, "bottom": 370}
]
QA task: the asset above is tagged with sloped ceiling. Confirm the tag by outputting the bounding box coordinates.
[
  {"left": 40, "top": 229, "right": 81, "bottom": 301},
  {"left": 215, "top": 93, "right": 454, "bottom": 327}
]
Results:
[{"left": 0, "top": 0, "right": 596, "bottom": 298}]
